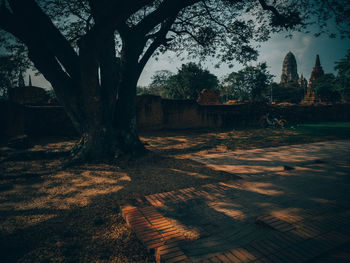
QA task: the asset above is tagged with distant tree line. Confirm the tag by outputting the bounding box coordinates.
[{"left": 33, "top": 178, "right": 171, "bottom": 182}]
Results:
[
  {"left": 138, "top": 62, "right": 273, "bottom": 102},
  {"left": 139, "top": 50, "right": 350, "bottom": 104},
  {"left": 138, "top": 63, "right": 219, "bottom": 100},
  {"left": 220, "top": 62, "right": 273, "bottom": 102},
  {"left": 2, "top": 50, "right": 350, "bottom": 104},
  {"left": 0, "top": 54, "right": 27, "bottom": 99}
]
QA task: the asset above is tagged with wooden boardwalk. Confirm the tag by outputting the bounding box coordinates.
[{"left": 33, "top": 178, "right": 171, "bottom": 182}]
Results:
[{"left": 121, "top": 140, "right": 350, "bottom": 262}]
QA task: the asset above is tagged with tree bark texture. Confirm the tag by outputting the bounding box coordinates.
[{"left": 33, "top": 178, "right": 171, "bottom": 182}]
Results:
[{"left": 66, "top": 30, "right": 146, "bottom": 161}]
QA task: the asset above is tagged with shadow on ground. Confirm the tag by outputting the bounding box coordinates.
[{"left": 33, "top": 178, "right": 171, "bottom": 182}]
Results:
[{"left": 0, "top": 138, "right": 238, "bottom": 262}]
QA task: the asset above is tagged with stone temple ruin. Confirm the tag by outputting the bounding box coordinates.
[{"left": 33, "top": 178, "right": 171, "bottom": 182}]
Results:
[
  {"left": 9, "top": 86, "right": 48, "bottom": 105},
  {"left": 302, "top": 55, "right": 325, "bottom": 103},
  {"left": 281, "top": 51, "right": 299, "bottom": 84},
  {"left": 197, "top": 89, "right": 221, "bottom": 105},
  {"left": 280, "top": 51, "right": 324, "bottom": 103}
]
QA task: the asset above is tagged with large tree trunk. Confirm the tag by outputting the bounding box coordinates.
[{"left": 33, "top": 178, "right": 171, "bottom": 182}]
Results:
[
  {"left": 66, "top": 31, "right": 146, "bottom": 162},
  {"left": 0, "top": 0, "right": 180, "bottom": 163},
  {"left": 115, "top": 40, "right": 146, "bottom": 157}
]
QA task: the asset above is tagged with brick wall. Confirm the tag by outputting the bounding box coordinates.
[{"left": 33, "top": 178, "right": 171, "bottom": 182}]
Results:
[{"left": 1, "top": 96, "right": 350, "bottom": 140}]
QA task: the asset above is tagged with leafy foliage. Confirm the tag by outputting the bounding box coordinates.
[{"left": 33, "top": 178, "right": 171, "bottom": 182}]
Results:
[
  {"left": 313, "top": 73, "right": 341, "bottom": 102},
  {"left": 136, "top": 86, "right": 151, "bottom": 96},
  {"left": 165, "top": 63, "right": 218, "bottom": 100},
  {"left": 272, "top": 82, "right": 305, "bottom": 103},
  {"left": 334, "top": 49, "right": 350, "bottom": 101},
  {"left": 0, "top": 30, "right": 33, "bottom": 78},
  {"left": 0, "top": 54, "right": 27, "bottom": 98},
  {"left": 148, "top": 63, "right": 218, "bottom": 100},
  {"left": 2, "top": 0, "right": 350, "bottom": 74},
  {"left": 147, "top": 70, "right": 174, "bottom": 97},
  {"left": 221, "top": 63, "right": 273, "bottom": 102}
]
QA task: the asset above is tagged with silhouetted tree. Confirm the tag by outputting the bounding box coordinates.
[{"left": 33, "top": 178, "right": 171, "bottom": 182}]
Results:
[
  {"left": 273, "top": 82, "right": 304, "bottom": 103},
  {"left": 148, "top": 70, "right": 174, "bottom": 98},
  {"left": 335, "top": 49, "right": 350, "bottom": 102},
  {"left": 0, "top": 54, "right": 26, "bottom": 98},
  {"left": 313, "top": 73, "right": 341, "bottom": 103},
  {"left": 221, "top": 63, "right": 273, "bottom": 101},
  {"left": 164, "top": 63, "right": 218, "bottom": 100},
  {"left": 0, "top": 0, "right": 349, "bottom": 161}
]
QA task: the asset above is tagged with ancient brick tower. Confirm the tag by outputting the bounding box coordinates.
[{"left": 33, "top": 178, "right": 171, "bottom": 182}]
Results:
[
  {"left": 308, "top": 54, "right": 324, "bottom": 87},
  {"left": 281, "top": 51, "right": 299, "bottom": 83},
  {"left": 302, "top": 55, "right": 324, "bottom": 103},
  {"left": 298, "top": 73, "right": 308, "bottom": 94}
]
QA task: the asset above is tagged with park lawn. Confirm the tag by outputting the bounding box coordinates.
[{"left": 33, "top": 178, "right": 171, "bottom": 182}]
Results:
[{"left": 0, "top": 122, "right": 349, "bottom": 262}]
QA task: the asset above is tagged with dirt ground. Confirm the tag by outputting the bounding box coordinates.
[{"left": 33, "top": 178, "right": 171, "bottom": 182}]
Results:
[{"left": 1, "top": 126, "right": 349, "bottom": 262}]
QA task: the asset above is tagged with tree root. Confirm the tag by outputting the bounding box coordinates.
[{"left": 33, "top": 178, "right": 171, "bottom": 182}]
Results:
[{"left": 61, "top": 136, "right": 149, "bottom": 168}]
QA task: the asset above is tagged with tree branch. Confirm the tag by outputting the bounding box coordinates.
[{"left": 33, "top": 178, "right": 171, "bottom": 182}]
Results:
[
  {"left": 201, "top": 0, "right": 230, "bottom": 32},
  {"left": 258, "top": 0, "right": 283, "bottom": 19},
  {"left": 133, "top": 0, "right": 199, "bottom": 35},
  {"left": 257, "top": 0, "right": 302, "bottom": 28},
  {"left": 28, "top": 46, "right": 84, "bottom": 132},
  {"left": 88, "top": 0, "right": 155, "bottom": 28},
  {"left": 138, "top": 15, "right": 177, "bottom": 73},
  {"left": 169, "top": 29, "right": 206, "bottom": 46},
  {"left": 7, "top": 0, "right": 80, "bottom": 80},
  {"left": 0, "top": 4, "right": 73, "bottom": 90}
]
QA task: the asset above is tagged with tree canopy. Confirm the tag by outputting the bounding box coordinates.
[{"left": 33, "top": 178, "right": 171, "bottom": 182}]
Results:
[
  {"left": 313, "top": 73, "right": 341, "bottom": 103},
  {"left": 272, "top": 82, "right": 305, "bottom": 103},
  {"left": 0, "top": 54, "right": 27, "bottom": 98},
  {"left": 221, "top": 63, "right": 273, "bottom": 102},
  {"left": 144, "top": 63, "right": 218, "bottom": 100},
  {"left": 335, "top": 49, "right": 350, "bottom": 102},
  {"left": 165, "top": 63, "right": 218, "bottom": 100},
  {"left": 147, "top": 70, "right": 174, "bottom": 98}
]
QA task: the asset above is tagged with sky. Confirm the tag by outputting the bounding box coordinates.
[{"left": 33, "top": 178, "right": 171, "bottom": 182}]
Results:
[
  {"left": 27, "top": 30, "right": 350, "bottom": 89},
  {"left": 138, "top": 31, "right": 350, "bottom": 86}
]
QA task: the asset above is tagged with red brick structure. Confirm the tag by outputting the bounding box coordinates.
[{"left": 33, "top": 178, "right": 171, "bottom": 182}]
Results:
[
  {"left": 298, "top": 74, "right": 308, "bottom": 94},
  {"left": 9, "top": 86, "right": 48, "bottom": 105},
  {"left": 197, "top": 89, "right": 221, "bottom": 105},
  {"left": 1, "top": 98, "right": 350, "bottom": 141},
  {"left": 280, "top": 51, "right": 299, "bottom": 84},
  {"left": 302, "top": 55, "right": 324, "bottom": 104}
]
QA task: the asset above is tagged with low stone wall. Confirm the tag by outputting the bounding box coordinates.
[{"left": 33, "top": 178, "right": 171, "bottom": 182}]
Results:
[
  {"left": 0, "top": 101, "right": 76, "bottom": 141},
  {"left": 1, "top": 96, "right": 350, "bottom": 140}
]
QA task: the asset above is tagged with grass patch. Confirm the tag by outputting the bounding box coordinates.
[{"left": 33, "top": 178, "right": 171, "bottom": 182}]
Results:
[
  {"left": 219, "top": 122, "right": 350, "bottom": 151},
  {"left": 293, "top": 122, "right": 350, "bottom": 138},
  {"left": 142, "top": 122, "right": 350, "bottom": 157}
]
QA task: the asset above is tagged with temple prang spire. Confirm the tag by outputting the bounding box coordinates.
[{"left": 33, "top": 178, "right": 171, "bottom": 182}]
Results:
[
  {"left": 315, "top": 54, "right": 321, "bottom": 67},
  {"left": 302, "top": 54, "right": 324, "bottom": 104},
  {"left": 309, "top": 54, "right": 324, "bottom": 87},
  {"left": 280, "top": 51, "right": 299, "bottom": 84}
]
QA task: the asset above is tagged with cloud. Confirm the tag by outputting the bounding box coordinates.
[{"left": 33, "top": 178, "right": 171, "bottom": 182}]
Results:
[{"left": 293, "top": 35, "right": 312, "bottom": 61}]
